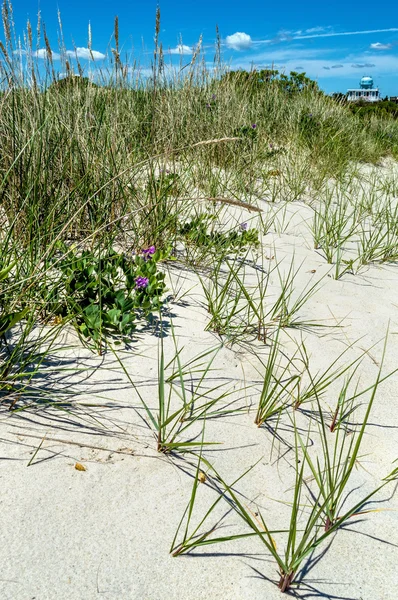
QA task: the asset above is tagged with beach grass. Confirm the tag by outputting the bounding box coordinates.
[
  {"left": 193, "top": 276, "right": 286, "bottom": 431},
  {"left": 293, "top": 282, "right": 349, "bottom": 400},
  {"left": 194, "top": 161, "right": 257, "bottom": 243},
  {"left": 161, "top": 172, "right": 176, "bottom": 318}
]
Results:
[{"left": 1, "top": 4, "right": 398, "bottom": 595}]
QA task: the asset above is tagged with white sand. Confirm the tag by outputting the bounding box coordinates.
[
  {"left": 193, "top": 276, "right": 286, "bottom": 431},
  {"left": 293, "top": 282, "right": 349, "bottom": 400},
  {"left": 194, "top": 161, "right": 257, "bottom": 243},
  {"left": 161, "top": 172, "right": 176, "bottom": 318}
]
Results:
[{"left": 1, "top": 179, "right": 398, "bottom": 599}]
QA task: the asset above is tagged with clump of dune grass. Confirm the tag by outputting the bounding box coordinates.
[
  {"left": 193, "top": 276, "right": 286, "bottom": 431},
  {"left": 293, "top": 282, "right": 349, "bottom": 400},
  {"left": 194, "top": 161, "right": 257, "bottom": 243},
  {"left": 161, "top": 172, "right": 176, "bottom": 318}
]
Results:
[
  {"left": 171, "top": 334, "right": 398, "bottom": 592},
  {"left": 112, "top": 322, "right": 245, "bottom": 455}
]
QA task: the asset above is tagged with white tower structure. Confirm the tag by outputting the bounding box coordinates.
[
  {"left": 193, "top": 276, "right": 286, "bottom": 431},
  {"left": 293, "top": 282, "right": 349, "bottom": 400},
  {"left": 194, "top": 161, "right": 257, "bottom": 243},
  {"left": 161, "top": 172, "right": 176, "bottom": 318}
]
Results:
[{"left": 347, "top": 76, "right": 380, "bottom": 102}]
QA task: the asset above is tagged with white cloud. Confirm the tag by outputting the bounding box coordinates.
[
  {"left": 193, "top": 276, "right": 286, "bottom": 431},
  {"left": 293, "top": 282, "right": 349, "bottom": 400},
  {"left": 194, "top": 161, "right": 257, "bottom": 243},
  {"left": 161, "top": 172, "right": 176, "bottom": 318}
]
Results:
[
  {"left": 13, "top": 47, "right": 105, "bottom": 60},
  {"left": 225, "top": 32, "right": 252, "bottom": 51},
  {"left": 33, "top": 49, "right": 60, "bottom": 60},
  {"left": 169, "top": 44, "right": 193, "bottom": 55},
  {"left": 66, "top": 47, "right": 105, "bottom": 60},
  {"left": 138, "top": 68, "right": 153, "bottom": 77},
  {"left": 370, "top": 42, "right": 393, "bottom": 50}
]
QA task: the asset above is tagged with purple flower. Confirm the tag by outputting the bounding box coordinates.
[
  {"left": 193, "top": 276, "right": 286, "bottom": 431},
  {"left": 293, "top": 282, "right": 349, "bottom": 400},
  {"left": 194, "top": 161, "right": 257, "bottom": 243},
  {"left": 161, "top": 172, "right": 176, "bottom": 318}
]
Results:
[
  {"left": 211, "top": 94, "right": 216, "bottom": 100},
  {"left": 251, "top": 123, "right": 257, "bottom": 129},
  {"left": 135, "top": 276, "right": 149, "bottom": 289},
  {"left": 142, "top": 245, "right": 156, "bottom": 258},
  {"left": 240, "top": 222, "right": 248, "bottom": 231},
  {"left": 269, "top": 143, "right": 274, "bottom": 149}
]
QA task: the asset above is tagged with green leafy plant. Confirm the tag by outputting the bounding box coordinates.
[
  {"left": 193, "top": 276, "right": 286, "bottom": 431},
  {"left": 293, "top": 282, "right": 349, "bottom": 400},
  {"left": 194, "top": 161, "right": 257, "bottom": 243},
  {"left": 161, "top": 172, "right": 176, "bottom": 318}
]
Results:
[
  {"left": 152, "top": 171, "right": 183, "bottom": 199},
  {"left": 179, "top": 213, "right": 259, "bottom": 257},
  {"left": 43, "top": 244, "right": 170, "bottom": 352},
  {"left": 234, "top": 123, "right": 259, "bottom": 142}
]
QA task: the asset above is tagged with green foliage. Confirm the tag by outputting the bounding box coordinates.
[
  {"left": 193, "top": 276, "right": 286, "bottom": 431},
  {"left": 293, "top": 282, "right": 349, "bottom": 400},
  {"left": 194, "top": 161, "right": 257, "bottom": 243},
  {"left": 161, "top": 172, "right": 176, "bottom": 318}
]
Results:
[
  {"left": 299, "top": 112, "right": 321, "bottom": 143},
  {"left": 347, "top": 99, "right": 398, "bottom": 120},
  {"left": 221, "top": 69, "right": 280, "bottom": 89},
  {"left": 298, "top": 111, "right": 353, "bottom": 152},
  {"left": 152, "top": 171, "right": 183, "bottom": 198},
  {"left": 178, "top": 214, "right": 260, "bottom": 255},
  {"left": 48, "top": 75, "right": 99, "bottom": 92},
  {"left": 221, "top": 69, "right": 319, "bottom": 95},
  {"left": 278, "top": 71, "right": 319, "bottom": 94},
  {"left": 44, "top": 244, "right": 170, "bottom": 351},
  {"left": 0, "top": 261, "right": 28, "bottom": 336},
  {"left": 234, "top": 123, "right": 258, "bottom": 143}
]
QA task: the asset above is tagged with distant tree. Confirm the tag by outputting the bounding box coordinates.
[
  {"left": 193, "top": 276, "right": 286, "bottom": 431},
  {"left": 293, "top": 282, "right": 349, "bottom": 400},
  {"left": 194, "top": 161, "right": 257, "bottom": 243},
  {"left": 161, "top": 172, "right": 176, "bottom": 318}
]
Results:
[
  {"left": 49, "top": 75, "right": 98, "bottom": 92},
  {"left": 278, "top": 71, "right": 320, "bottom": 94},
  {"left": 220, "top": 69, "right": 320, "bottom": 95},
  {"left": 257, "top": 69, "right": 280, "bottom": 83},
  {"left": 331, "top": 92, "right": 347, "bottom": 103},
  {"left": 220, "top": 69, "right": 278, "bottom": 87}
]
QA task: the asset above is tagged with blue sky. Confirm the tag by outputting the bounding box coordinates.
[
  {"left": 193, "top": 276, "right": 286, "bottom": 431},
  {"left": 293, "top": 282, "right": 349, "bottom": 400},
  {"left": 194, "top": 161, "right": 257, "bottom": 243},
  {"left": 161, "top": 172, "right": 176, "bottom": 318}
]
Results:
[{"left": 7, "top": 0, "right": 398, "bottom": 96}]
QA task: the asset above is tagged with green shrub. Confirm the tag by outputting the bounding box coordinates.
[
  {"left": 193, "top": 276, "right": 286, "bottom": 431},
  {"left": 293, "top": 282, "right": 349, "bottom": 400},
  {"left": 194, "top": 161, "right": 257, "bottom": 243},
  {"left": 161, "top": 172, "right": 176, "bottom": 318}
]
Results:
[
  {"left": 178, "top": 214, "right": 259, "bottom": 255},
  {"left": 43, "top": 244, "right": 170, "bottom": 352}
]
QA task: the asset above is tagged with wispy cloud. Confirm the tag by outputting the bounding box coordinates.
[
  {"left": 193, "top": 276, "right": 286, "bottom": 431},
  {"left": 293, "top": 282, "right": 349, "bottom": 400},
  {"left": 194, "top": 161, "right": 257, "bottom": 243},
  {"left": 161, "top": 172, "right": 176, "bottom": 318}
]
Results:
[
  {"left": 168, "top": 44, "right": 192, "bottom": 55},
  {"left": 239, "top": 47, "right": 328, "bottom": 64},
  {"left": 370, "top": 42, "right": 393, "bottom": 50},
  {"left": 225, "top": 32, "right": 252, "bottom": 51},
  {"left": 250, "top": 27, "right": 398, "bottom": 48},
  {"left": 232, "top": 46, "right": 398, "bottom": 81},
  {"left": 270, "top": 26, "right": 332, "bottom": 43},
  {"left": 294, "top": 28, "right": 398, "bottom": 40},
  {"left": 304, "top": 26, "right": 331, "bottom": 34},
  {"left": 351, "top": 62, "right": 376, "bottom": 68}
]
